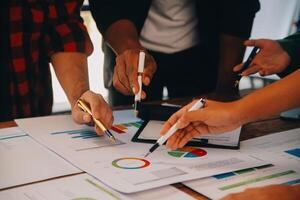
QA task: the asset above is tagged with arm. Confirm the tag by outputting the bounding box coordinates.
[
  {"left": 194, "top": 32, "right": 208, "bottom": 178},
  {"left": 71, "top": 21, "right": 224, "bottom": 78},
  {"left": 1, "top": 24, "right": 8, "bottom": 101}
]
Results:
[
  {"left": 89, "top": 0, "right": 156, "bottom": 97},
  {"left": 160, "top": 69, "right": 300, "bottom": 149},
  {"left": 216, "top": 0, "right": 260, "bottom": 92},
  {"left": 216, "top": 34, "right": 246, "bottom": 92},
  {"left": 237, "top": 69, "right": 300, "bottom": 123},
  {"left": 47, "top": 1, "right": 113, "bottom": 133}
]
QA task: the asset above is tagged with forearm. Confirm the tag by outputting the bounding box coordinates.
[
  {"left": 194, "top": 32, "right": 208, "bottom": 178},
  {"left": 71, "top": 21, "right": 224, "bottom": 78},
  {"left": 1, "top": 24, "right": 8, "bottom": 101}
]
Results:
[
  {"left": 104, "top": 20, "right": 143, "bottom": 55},
  {"left": 216, "top": 34, "right": 246, "bottom": 91},
  {"left": 237, "top": 69, "right": 300, "bottom": 124},
  {"left": 51, "top": 52, "right": 90, "bottom": 107}
]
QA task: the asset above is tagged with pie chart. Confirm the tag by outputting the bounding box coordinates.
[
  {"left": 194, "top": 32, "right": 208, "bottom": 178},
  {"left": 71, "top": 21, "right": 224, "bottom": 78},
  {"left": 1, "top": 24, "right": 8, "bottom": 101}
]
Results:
[{"left": 168, "top": 147, "right": 207, "bottom": 158}]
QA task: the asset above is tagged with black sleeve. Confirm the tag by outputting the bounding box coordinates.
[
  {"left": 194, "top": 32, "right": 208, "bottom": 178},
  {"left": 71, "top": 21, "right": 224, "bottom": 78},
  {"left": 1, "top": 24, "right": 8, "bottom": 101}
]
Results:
[
  {"left": 219, "top": 0, "right": 260, "bottom": 39},
  {"left": 277, "top": 32, "right": 300, "bottom": 77},
  {"left": 89, "top": 0, "right": 150, "bottom": 36}
]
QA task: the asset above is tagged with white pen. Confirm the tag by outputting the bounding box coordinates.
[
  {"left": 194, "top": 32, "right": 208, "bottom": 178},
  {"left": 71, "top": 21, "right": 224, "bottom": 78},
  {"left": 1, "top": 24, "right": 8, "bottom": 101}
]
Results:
[
  {"left": 134, "top": 51, "right": 146, "bottom": 115},
  {"left": 144, "top": 98, "right": 205, "bottom": 157}
]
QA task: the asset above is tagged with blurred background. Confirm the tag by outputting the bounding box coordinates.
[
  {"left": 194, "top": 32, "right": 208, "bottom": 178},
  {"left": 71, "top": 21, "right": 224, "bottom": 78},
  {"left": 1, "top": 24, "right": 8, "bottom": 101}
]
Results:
[{"left": 51, "top": 0, "right": 300, "bottom": 113}]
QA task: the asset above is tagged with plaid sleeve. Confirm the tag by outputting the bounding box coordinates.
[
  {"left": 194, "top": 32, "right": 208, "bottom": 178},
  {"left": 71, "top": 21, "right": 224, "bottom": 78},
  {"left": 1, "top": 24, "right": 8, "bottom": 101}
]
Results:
[{"left": 45, "top": 0, "right": 93, "bottom": 57}]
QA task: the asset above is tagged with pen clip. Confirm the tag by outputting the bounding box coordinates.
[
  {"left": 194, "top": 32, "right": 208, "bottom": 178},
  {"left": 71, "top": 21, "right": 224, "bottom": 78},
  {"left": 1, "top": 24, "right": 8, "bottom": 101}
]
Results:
[{"left": 77, "top": 99, "right": 92, "bottom": 115}]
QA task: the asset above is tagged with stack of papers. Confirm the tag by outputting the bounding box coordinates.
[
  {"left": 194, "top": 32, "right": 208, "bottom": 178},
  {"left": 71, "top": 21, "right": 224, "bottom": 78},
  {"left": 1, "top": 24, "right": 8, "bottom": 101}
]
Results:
[{"left": 15, "top": 110, "right": 265, "bottom": 193}]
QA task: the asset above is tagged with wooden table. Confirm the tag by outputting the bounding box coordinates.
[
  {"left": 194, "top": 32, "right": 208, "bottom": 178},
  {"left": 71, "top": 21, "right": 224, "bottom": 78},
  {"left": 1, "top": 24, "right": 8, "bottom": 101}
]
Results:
[{"left": 1, "top": 97, "right": 300, "bottom": 199}]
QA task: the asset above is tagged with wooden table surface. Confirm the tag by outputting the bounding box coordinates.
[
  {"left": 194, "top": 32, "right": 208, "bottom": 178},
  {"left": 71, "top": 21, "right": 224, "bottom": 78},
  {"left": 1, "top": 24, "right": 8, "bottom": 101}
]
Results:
[{"left": 1, "top": 94, "right": 300, "bottom": 199}]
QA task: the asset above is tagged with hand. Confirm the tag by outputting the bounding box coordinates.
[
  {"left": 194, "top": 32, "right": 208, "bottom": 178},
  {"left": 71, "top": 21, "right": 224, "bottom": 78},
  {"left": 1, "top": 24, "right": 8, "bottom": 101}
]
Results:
[
  {"left": 71, "top": 90, "right": 113, "bottom": 135},
  {"left": 234, "top": 39, "right": 291, "bottom": 76},
  {"left": 160, "top": 99, "right": 242, "bottom": 150},
  {"left": 221, "top": 184, "right": 300, "bottom": 200},
  {"left": 113, "top": 49, "right": 157, "bottom": 98}
]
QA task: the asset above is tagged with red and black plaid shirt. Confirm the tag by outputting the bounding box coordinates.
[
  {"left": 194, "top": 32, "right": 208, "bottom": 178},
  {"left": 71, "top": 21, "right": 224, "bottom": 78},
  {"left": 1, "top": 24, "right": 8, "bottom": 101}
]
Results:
[{"left": 0, "top": 0, "right": 92, "bottom": 121}]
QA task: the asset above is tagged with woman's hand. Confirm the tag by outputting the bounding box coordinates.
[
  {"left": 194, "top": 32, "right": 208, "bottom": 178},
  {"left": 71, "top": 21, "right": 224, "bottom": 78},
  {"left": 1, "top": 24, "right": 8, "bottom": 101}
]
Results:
[
  {"left": 234, "top": 39, "right": 291, "bottom": 76},
  {"left": 160, "top": 99, "right": 242, "bottom": 150}
]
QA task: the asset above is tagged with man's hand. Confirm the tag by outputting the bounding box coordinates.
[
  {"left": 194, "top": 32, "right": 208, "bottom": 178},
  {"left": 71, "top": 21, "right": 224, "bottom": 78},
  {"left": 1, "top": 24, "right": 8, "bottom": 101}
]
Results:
[
  {"left": 113, "top": 49, "right": 157, "bottom": 98},
  {"left": 160, "top": 99, "right": 242, "bottom": 150},
  {"left": 234, "top": 39, "right": 291, "bottom": 76},
  {"left": 222, "top": 184, "right": 300, "bottom": 200},
  {"left": 71, "top": 90, "right": 113, "bottom": 135}
]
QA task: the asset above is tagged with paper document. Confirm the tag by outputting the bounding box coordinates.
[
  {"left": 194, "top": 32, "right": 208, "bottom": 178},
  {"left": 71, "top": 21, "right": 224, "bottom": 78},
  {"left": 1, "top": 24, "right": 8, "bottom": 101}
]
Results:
[
  {"left": 0, "top": 173, "right": 194, "bottom": 200},
  {"left": 241, "top": 128, "right": 300, "bottom": 171},
  {"left": 0, "top": 127, "right": 80, "bottom": 189},
  {"left": 184, "top": 164, "right": 300, "bottom": 199},
  {"left": 16, "top": 112, "right": 265, "bottom": 193},
  {"left": 184, "top": 128, "right": 300, "bottom": 199}
]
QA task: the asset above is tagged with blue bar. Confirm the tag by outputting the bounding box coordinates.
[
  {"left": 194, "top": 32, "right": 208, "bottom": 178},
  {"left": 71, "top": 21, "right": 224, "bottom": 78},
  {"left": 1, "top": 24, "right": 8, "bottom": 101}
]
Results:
[
  {"left": 0, "top": 134, "right": 27, "bottom": 141},
  {"left": 213, "top": 172, "right": 236, "bottom": 179},
  {"left": 285, "top": 148, "right": 300, "bottom": 158},
  {"left": 284, "top": 179, "right": 300, "bottom": 185}
]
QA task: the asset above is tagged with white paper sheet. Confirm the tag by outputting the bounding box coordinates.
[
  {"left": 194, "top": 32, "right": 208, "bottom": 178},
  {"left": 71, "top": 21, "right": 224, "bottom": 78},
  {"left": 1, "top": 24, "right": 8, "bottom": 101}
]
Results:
[
  {"left": 138, "top": 120, "right": 241, "bottom": 147},
  {"left": 0, "top": 173, "right": 194, "bottom": 200},
  {"left": 184, "top": 128, "right": 300, "bottom": 199},
  {"left": 184, "top": 164, "right": 300, "bottom": 199},
  {"left": 113, "top": 109, "right": 141, "bottom": 124},
  {"left": 240, "top": 128, "right": 300, "bottom": 171},
  {"left": 0, "top": 127, "right": 80, "bottom": 189},
  {"left": 15, "top": 113, "right": 266, "bottom": 193}
]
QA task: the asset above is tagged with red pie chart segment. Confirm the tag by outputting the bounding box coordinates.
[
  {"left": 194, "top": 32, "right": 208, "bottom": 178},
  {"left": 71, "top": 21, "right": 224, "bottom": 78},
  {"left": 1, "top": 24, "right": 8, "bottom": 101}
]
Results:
[{"left": 168, "top": 147, "right": 207, "bottom": 158}]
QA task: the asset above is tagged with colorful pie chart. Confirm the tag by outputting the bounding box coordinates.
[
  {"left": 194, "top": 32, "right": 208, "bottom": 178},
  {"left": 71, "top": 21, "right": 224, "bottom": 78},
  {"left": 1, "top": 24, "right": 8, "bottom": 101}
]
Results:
[
  {"left": 168, "top": 147, "right": 207, "bottom": 158},
  {"left": 112, "top": 157, "right": 150, "bottom": 169}
]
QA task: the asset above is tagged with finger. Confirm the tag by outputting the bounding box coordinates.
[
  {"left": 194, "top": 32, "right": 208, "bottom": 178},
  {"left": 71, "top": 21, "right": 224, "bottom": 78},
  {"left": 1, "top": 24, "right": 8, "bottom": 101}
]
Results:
[
  {"left": 241, "top": 64, "right": 261, "bottom": 76},
  {"left": 72, "top": 104, "right": 93, "bottom": 124},
  {"left": 244, "top": 39, "right": 270, "bottom": 49},
  {"left": 233, "top": 63, "right": 243, "bottom": 72},
  {"left": 113, "top": 56, "right": 133, "bottom": 94},
  {"left": 113, "top": 72, "right": 131, "bottom": 95},
  {"left": 81, "top": 92, "right": 113, "bottom": 129},
  {"left": 113, "top": 65, "right": 132, "bottom": 95},
  {"left": 95, "top": 124, "right": 104, "bottom": 135},
  {"left": 142, "top": 55, "right": 157, "bottom": 86},
  {"left": 176, "top": 109, "right": 208, "bottom": 129},
  {"left": 259, "top": 69, "right": 266, "bottom": 76},
  {"left": 125, "top": 54, "right": 139, "bottom": 94},
  {"left": 160, "top": 104, "right": 192, "bottom": 135},
  {"left": 141, "top": 90, "right": 147, "bottom": 100},
  {"left": 178, "top": 128, "right": 200, "bottom": 148},
  {"left": 166, "top": 130, "right": 185, "bottom": 150}
]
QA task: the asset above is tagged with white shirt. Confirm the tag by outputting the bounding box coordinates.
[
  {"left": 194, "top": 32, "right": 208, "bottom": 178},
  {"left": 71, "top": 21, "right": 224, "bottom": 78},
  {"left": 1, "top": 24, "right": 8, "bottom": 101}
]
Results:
[{"left": 140, "top": 0, "right": 200, "bottom": 54}]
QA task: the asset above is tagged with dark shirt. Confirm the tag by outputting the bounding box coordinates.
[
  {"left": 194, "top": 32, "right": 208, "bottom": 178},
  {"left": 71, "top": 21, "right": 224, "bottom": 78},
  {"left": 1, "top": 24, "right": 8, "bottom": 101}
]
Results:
[
  {"left": 89, "top": 0, "right": 260, "bottom": 89},
  {"left": 277, "top": 32, "right": 300, "bottom": 77},
  {"left": 0, "top": 1, "right": 91, "bottom": 122}
]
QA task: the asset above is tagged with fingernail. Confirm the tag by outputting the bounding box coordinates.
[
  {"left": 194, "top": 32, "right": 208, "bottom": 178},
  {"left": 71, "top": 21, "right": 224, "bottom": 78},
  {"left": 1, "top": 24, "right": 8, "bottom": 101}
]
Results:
[
  {"left": 176, "top": 120, "right": 183, "bottom": 129},
  {"left": 145, "top": 77, "right": 150, "bottom": 85},
  {"left": 132, "top": 87, "right": 136, "bottom": 94},
  {"left": 83, "top": 114, "right": 90, "bottom": 122}
]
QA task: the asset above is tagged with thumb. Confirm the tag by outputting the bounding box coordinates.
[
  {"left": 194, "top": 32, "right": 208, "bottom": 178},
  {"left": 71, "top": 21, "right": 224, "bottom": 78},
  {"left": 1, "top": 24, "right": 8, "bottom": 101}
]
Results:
[
  {"left": 233, "top": 63, "right": 243, "bottom": 72},
  {"left": 244, "top": 39, "right": 267, "bottom": 49},
  {"left": 72, "top": 105, "right": 92, "bottom": 124},
  {"left": 176, "top": 109, "right": 208, "bottom": 129},
  {"left": 142, "top": 56, "right": 157, "bottom": 86}
]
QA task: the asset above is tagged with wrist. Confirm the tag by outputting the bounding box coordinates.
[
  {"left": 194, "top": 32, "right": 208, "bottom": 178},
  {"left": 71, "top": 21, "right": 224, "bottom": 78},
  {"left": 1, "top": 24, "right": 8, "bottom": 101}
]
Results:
[
  {"left": 69, "top": 85, "right": 89, "bottom": 108},
  {"left": 233, "top": 99, "right": 252, "bottom": 125}
]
